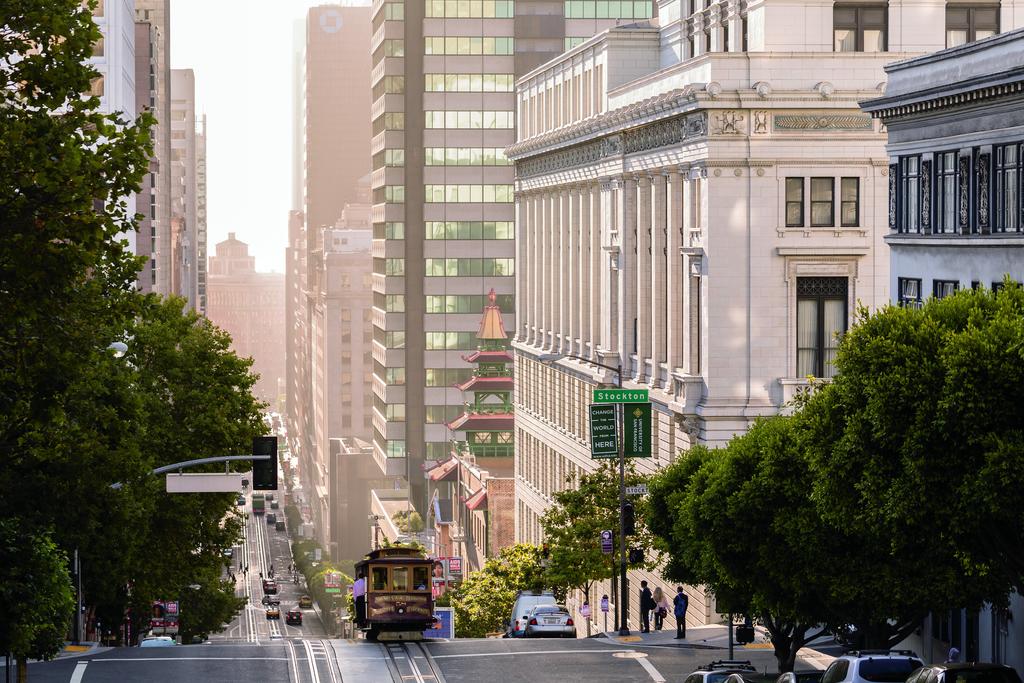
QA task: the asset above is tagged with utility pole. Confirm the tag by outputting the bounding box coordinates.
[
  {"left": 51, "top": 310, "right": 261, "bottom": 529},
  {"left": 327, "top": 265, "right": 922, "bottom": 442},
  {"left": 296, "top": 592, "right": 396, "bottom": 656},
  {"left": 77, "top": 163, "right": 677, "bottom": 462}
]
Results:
[{"left": 615, "top": 364, "right": 629, "bottom": 637}]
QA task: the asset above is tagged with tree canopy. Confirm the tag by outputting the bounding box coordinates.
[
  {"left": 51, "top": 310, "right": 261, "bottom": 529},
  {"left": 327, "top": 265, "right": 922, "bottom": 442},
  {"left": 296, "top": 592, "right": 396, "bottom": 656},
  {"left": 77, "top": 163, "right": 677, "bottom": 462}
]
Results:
[{"left": 446, "top": 544, "right": 545, "bottom": 637}]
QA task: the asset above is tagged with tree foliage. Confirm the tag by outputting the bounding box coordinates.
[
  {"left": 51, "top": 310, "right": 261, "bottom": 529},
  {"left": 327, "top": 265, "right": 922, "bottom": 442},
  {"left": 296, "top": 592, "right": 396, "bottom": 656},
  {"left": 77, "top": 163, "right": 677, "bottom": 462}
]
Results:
[
  {"left": 447, "top": 544, "right": 545, "bottom": 638},
  {"left": 541, "top": 460, "right": 657, "bottom": 604},
  {"left": 0, "top": 520, "right": 75, "bottom": 663}
]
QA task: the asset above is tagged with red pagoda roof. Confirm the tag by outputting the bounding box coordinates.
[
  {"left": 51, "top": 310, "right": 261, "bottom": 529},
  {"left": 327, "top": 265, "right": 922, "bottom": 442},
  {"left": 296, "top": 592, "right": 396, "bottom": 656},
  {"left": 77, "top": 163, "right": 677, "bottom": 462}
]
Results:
[
  {"left": 462, "top": 350, "right": 513, "bottom": 363},
  {"left": 447, "top": 413, "right": 514, "bottom": 431},
  {"left": 456, "top": 376, "right": 514, "bottom": 392},
  {"left": 426, "top": 458, "right": 458, "bottom": 481},
  {"left": 465, "top": 488, "right": 487, "bottom": 511}
]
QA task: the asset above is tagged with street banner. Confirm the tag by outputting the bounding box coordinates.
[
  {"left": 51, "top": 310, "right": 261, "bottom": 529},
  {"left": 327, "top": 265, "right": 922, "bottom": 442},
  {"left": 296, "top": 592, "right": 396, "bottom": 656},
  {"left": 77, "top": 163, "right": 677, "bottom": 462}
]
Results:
[
  {"left": 600, "top": 530, "right": 613, "bottom": 554},
  {"left": 445, "top": 556, "right": 463, "bottom": 576},
  {"left": 324, "top": 572, "right": 342, "bottom": 594},
  {"left": 423, "top": 607, "right": 454, "bottom": 639},
  {"left": 589, "top": 404, "right": 617, "bottom": 458},
  {"left": 624, "top": 402, "right": 652, "bottom": 458}
]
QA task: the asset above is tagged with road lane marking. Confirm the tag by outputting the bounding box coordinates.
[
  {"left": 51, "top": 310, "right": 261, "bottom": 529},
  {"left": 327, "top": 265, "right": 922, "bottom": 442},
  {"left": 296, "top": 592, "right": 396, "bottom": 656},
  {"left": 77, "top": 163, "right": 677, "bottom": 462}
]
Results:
[
  {"left": 287, "top": 639, "right": 301, "bottom": 683},
  {"left": 429, "top": 649, "right": 632, "bottom": 658},
  {"left": 636, "top": 656, "right": 667, "bottom": 682},
  {"left": 69, "top": 661, "right": 88, "bottom": 683},
  {"left": 303, "top": 639, "right": 322, "bottom": 683},
  {"left": 320, "top": 639, "right": 340, "bottom": 683},
  {"left": 89, "top": 657, "right": 289, "bottom": 661}
]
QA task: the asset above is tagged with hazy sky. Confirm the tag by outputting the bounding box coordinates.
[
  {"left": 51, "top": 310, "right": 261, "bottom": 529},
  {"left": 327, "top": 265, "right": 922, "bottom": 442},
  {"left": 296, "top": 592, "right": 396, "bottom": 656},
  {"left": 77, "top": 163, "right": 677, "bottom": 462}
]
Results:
[{"left": 170, "top": 0, "right": 336, "bottom": 273}]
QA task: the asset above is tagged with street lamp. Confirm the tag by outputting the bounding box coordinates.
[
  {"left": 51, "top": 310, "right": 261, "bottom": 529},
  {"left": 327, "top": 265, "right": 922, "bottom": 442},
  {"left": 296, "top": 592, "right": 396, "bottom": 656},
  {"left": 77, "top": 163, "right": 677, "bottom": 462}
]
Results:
[
  {"left": 368, "top": 514, "right": 382, "bottom": 549},
  {"left": 539, "top": 351, "right": 630, "bottom": 636}
]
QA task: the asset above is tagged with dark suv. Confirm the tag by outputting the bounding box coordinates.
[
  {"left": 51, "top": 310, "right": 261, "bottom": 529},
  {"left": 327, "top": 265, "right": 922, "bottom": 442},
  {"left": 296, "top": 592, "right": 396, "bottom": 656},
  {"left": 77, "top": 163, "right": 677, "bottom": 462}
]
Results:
[{"left": 684, "top": 660, "right": 760, "bottom": 683}]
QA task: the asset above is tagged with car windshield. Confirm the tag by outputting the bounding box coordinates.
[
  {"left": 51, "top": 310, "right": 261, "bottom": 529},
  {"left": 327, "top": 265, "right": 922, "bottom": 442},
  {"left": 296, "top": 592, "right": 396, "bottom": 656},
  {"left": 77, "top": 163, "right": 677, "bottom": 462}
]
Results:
[
  {"left": 946, "top": 671, "right": 1024, "bottom": 683},
  {"left": 860, "top": 660, "right": 925, "bottom": 682},
  {"left": 708, "top": 674, "right": 734, "bottom": 683},
  {"left": 534, "top": 606, "right": 563, "bottom": 615}
]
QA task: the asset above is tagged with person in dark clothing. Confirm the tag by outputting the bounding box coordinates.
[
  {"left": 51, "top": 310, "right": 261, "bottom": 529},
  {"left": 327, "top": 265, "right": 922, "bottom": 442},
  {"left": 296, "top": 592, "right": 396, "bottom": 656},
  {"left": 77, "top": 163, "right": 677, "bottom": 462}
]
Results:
[
  {"left": 673, "top": 586, "right": 689, "bottom": 639},
  {"left": 639, "top": 581, "right": 654, "bottom": 633}
]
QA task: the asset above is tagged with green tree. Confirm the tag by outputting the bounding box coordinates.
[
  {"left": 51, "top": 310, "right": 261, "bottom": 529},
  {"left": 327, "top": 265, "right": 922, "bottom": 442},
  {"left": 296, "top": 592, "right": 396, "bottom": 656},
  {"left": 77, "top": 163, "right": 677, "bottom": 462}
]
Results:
[
  {"left": 647, "top": 421, "right": 835, "bottom": 672},
  {"left": 801, "top": 284, "right": 1024, "bottom": 648},
  {"left": 1, "top": 0, "right": 154, "bottom": 652},
  {"left": 541, "top": 461, "right": 656, "bottom": 609},
  {"left": 0, "top": 520, "right": 75, "bottom": 681},
  {"left": 447, "top": 544, "right": 545, "bottom": 637},
  {"left": 121, "top": 296, "right": 266, "bottom": 640}
]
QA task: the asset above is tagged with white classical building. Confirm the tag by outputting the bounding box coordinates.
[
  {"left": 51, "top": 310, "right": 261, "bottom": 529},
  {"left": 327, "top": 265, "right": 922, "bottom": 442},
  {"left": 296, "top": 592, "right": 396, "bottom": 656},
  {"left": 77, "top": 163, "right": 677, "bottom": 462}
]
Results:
[{"left": 509, "top": 0, "right": 1024, "bottom": 633}]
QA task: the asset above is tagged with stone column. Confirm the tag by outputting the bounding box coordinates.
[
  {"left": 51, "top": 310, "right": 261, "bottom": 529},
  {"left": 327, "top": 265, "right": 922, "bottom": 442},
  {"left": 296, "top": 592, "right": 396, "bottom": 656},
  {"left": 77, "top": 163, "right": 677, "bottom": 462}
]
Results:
[
  {"left": 650, "top": 172, "right": 667, "bottom": 387},
  {"left": 540, "top": 191, "right": 551, "bottom": 349},
  {"left": 531, "top": 194, "right": 542, "bottom": 346},
  {"left": 566, "top": 186, "right": 578, "bottom": 357},
  {"left": 515, "top": 191, "right": 528, "bottom": 343},
  {"left": 666, "top": 169, "right": 684, "bottom": 372},
  {"left": 635, "top": 174, "right": 652, "bottom": 382},
  {"left": 560, "top": 187, "right": 572, "bottom": 353},
  {"left": 616, "top": 175, "right": 637, "bottom": 373},
  {"left": 578, "top": 184, "right": 591, "bottom": 358},
  {"left": 590, "top": 182, "right": 602, "bottom": 360},
  {"left": 599, "top": 180, "right": 617, "bottom": 355}
]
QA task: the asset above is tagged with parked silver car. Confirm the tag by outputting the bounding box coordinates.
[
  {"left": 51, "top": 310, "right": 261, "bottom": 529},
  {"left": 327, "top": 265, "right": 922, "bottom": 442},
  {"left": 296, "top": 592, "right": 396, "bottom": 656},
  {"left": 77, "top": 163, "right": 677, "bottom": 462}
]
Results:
[{"left": 523, "top": 604, "right": 576, "bottom": 638}]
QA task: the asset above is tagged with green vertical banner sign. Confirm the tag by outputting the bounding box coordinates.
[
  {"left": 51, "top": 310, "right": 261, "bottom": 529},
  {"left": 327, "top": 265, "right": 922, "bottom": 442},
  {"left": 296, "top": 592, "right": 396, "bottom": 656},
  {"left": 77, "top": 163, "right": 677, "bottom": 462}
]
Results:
[
  {"left": 589, "top": 404, "right": 618, "bottom": 458},
  {"left": 624, "top": 403, "right": 652, "bottom": 458}
]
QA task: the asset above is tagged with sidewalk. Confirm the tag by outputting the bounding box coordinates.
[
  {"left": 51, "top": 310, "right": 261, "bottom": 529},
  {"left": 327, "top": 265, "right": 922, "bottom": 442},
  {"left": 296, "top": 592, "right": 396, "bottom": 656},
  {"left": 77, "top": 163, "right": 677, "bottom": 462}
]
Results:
[
  {"left": 0, "top": 642, "right": 112, "bottom": 668},
  {"left": 595, "top": 624, "right": 838, "bottom": 670}
]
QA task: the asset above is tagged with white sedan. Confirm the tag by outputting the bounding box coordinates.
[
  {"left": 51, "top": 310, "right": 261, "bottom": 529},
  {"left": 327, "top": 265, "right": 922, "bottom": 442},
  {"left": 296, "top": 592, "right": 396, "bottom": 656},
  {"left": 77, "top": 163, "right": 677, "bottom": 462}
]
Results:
[{"left": 524, "top": 605, "right": 576, "bottom": 638}]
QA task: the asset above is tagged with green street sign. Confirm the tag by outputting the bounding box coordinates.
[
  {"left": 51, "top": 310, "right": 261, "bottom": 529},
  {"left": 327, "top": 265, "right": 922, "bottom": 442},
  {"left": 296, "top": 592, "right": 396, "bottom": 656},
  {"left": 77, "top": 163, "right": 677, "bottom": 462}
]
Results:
[
  {"left": 593, "top": 388, "right": 648, "bottom": 403},
  {"left": 624, "top": 402, "right": 652, "bottom": 458},
  {"left": 589, "top": 404, "right": 618, "bottom": 459}
]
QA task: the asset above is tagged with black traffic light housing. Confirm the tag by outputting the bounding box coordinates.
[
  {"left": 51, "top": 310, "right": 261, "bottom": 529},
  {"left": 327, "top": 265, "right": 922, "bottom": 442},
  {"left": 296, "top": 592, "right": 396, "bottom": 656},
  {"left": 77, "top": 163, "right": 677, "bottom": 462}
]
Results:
[
  {"left": 623, "top": 502, "right": 635, "bottom": 536},
  {"left": 628, "top": 547, "right": 644, "bottom": 565},
  {"left": 252, "top": 436, "right": 278, "bottom": 490}
]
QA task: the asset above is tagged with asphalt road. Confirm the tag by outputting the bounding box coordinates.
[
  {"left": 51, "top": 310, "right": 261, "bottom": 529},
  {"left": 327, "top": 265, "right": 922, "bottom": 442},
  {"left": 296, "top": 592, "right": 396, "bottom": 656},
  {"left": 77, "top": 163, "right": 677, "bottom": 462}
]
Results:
[{"left": 208, "top": 489, "right": 327, "bottom": 644}]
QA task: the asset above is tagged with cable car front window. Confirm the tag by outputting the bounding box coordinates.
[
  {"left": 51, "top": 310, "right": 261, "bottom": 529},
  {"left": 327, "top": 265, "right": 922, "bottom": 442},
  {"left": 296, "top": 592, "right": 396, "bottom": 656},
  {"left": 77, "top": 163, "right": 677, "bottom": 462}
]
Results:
[
  {"left": 413, "top": 566, "right": 429, "bottom": 590},
  {"left": 392, "top": 567, "right": 409, "bottom": 592},
  {"left": 371, "top": 567, "right": 388, "bottom": 591}
]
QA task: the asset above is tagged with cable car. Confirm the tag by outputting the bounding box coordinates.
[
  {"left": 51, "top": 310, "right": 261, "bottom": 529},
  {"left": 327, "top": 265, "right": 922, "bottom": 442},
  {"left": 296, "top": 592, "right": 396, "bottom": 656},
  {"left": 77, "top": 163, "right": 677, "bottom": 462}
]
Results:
[{"left": 354, "top": 546, "right": 434, "bottom": 641}]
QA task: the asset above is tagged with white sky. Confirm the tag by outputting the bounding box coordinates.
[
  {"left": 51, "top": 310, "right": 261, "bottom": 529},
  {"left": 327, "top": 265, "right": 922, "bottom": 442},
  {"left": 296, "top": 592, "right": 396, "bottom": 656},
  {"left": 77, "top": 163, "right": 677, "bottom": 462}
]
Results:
[{"left": 170, "top": 0, "right": 330, "bottom": 273}]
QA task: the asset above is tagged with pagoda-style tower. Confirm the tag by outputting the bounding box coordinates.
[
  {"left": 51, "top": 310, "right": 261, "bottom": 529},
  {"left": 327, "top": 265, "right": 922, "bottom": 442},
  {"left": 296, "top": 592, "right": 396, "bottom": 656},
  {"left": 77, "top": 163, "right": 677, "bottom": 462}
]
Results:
[{"left": 447, "top": 289, "right": 513, "bottom": 457}]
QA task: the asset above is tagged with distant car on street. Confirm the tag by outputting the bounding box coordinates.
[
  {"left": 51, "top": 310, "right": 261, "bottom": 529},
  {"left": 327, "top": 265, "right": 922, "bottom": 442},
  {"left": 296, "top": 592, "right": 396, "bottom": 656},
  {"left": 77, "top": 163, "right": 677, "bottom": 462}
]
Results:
[
  {"left": 261, "top": 594, "right": 281, "bottom": 606},
  {"left": 139, "top": 636, "right": 176, "bottom": 648},
  {"left": 265, "top": 606, "right": 280, "bottom": 620},
  {"left": 275, "top": 520, "right": 286, "bottom": 531},
  {"left": 905, "top": 663, "right": 1022, "bottom": 683},
  {"left": 263, "top": 580, "right": 278, "bottom": 594},
  {"left": 266, "top": 513, "right": 277, "bottom": 524},
  {"left": 265, "top": 493, "right": 274, "bottom": 502},
  {"left": 819, "top": 650, "right": 923, "bottom": 683},
  {"left": 286, "top": 609, "right": 303, "bottom": 626},
  {"left": 270, "top": 500, "right": 279, "bottom": 510},
  {"left": 684, "top": 660, "right": 760, "bottom": 683},
  {"left": 776, "top": 671, "right": 825, "bottom": 683},
  {"left": 523, "top": 605, "right": 575, "bottom": 638},
  {"left": 507, "top": 590, "right": 557, "bottom": 638},
  {"left": 298, "top": 595, "right": 313, "bottom": 608}
]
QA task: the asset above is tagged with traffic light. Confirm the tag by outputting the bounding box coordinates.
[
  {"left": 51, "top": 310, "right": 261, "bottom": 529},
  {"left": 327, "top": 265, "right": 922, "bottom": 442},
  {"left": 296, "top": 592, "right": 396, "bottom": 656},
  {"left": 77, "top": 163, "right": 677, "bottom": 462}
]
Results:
[
  {"left": 252, "top": 436, "right": 278, "bottom": 490},
  {"left": 628, "top": 547, "right": 644, "bottom": 565},
  {"left": 622, "top": 502, "right": 635, "bottom": 536}
]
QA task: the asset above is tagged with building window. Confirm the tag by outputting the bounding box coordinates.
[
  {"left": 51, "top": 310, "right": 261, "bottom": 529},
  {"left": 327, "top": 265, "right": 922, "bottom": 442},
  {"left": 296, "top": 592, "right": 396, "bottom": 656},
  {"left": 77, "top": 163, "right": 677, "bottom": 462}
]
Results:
[
  {"left": 89, "top": 76, "right": 104, "bottom": 97},
  {"left": 933, "top": 280, "right": 958, "bottom": 299},
  {"left": 994, "top": 144, "right": 1021, "bottom": 233},
  {"left": 425, "top": 147, "right": 511, "bottom": 166},
  {"left": 840, "top": 178, "right": 860, "bottom": 227},
  {"left": 785, "top": 178, "right": 804, "bottom": 227},
  {"left": 424, "top": 73, "right": 515, "bottom": 93},
  {"left": 425, "top": 110, "right": 515, "bottom": 129},
  {"left": 899, "top": 156, "right": 921, "bottom": 234},
  {"left": 425, "top": 221, "right": 514, "bottom": 239},
  {"left": 426, "top": 0, "right": 514, "bottom": 17},
  {"left": 810, "top": 178, "right": 835, "bottom": 227},
  {"left": 936, "top": 152, "right": 959, "bottom": 234},
  {"left": 385, "top": 440, "right": 406, "bottom": 458},
  {"left": 796, "top": 277, "right": 848, "bottom": 379},
  {"left": 834, "top": 4, "right": 887, "bottom": 52},
  {"left": 424, "top": 184, "right": 514, "bottom": 203},
  {"left": 424, "top": 258, "right": 515, "bottom": 277},
  {"left": 425, "top": 36, "right": 514, "bottom": 55},
  {"left": 898, "top": 277, "right": 922, "bottom": 308},
  {"left": 385, "top": 367, "right": 406, "bottom": 385},
  {"left": 563, "top": 0, "right": 652, "bottom": 19},
  {"left": 946, "top": 5, "right": 999, "bottom": 47}
]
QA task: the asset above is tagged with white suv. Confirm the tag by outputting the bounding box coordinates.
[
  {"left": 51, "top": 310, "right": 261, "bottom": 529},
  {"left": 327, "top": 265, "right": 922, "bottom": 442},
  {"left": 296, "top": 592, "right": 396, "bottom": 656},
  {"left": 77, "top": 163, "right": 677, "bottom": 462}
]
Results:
[{"left": 821, "top": 650, "right": 924, "bottom": 683}]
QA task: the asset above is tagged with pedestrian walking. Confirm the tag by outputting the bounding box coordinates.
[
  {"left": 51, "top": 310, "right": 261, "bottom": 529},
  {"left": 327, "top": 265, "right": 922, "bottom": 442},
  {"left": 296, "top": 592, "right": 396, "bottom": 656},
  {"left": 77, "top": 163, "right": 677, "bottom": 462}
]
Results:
[
  {"left": 673, "top": 586, "right": 688, "bottom": 639},
  {"left": 639, "top": 581, "right": 654, "bottom": 633},
  {"left": 653, "top": 587, "right": 670, "bottom": 631}
]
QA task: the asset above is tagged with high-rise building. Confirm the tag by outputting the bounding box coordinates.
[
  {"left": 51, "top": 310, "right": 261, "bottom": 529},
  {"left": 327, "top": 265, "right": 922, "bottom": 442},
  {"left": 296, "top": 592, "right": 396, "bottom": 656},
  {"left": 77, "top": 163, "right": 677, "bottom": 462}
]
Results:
[
  {"left": 304, "top": 5, "right": 372, "bottom": 235},
  {"left": 134, "top": 19, "right": 156, "bottom": 292},
  {"left": 88, "top": 0, "right": 137, "bottom": 257},
  {"left": 135, "top": 0, "right": 173, "bottom": 296},
  {"left": 205, "top": 234, "right": 286, "bottom": 406},
  {"left": 369, "top": 0, "right": 654, "bottom": 511},
  {"left": 195, "top": 115, "right": 207, "bottom": 315},
  {"left": 287, "top": 4, "right": 373, "bottom": 526},
  {"left": 170, "top": 68, "right": 198, "bottom": 309},
  {"left": 506, "top": 0, "right": 1024, "bottom": 635}
]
